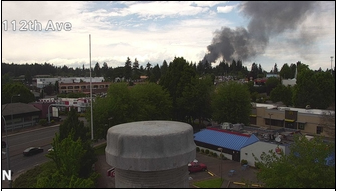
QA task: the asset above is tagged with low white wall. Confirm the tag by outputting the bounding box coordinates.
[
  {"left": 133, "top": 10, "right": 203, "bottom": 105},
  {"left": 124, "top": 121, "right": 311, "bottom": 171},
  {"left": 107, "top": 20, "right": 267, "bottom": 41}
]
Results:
[{"left": 240, "top": 141, "right": 286, "bottom": 167}]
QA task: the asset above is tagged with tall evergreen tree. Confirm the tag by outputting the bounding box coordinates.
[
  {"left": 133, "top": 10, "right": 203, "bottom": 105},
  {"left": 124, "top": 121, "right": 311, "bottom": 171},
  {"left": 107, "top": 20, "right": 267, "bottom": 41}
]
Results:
[{"left": 124, "top": 57, "right": 132, "bottom": 81}]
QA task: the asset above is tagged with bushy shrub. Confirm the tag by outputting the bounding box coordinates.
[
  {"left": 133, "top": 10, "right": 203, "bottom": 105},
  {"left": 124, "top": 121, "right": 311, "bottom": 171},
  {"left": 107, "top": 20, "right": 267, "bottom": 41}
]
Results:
[
  {"left": 241, "top": 159, "right": 248, "bottom": 165},
  {"left": 196, "top": 147, "right": 200, "bottom": 152},
  {"left": 200, "top": 149, "right": 205, "bottom": 154},
  {"left": 209, "top": 151, "right": 213, "bottom": 156},
  {"left": 39, "top": 119, "right": 48, "bottom": 126},
  {"left": 254, "top": 162, "right": 262, "bottom": 169},
  {"left": 213, "top": 152, "right": 218, "bottom": 158},
  {"left": 205, "top": 149, "right": 209, "bottom": 155}
]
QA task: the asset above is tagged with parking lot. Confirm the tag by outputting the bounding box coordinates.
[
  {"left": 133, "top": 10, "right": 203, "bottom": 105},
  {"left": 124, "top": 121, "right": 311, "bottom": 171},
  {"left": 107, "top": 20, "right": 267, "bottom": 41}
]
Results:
[
  {"left": 96, "top": 152, "right": 261, "bottom": 188},
  {"left": 189, "top": 152, "right": 261, "bottom": 188}
]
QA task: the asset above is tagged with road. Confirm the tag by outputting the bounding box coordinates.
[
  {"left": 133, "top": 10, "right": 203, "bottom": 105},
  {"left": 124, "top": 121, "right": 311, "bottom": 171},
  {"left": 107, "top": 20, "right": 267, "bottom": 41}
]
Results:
[{"left": 1, "top": 124, "right": 59, "bottom": 184}]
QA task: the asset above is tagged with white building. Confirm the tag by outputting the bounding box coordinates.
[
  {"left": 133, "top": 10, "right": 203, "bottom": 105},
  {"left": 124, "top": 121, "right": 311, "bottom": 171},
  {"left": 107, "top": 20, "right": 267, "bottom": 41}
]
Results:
[
  {"left": 56, "top": 97, "right": 91, "bottom": 112},
  {"left": 240, "top": 141, "right": 290, "bottom": 167},
  {"left": 36, "top": 77, "right": 105, "bottom": 88},
  {"left": 36, "top": 78, "right": 59, "bottom": 88}
]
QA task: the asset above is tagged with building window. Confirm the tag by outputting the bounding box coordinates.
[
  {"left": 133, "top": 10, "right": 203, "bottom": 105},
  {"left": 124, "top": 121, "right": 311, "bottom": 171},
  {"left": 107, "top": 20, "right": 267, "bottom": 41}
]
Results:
[
  {"left": 285, "top": 122, "right": 295, "bottom": 129},
  {"left": 298, "top": 123, "right": 305, "bottom": 130},
  {"left": 316, "top": 126, "right": 323, "bottom": 134}
]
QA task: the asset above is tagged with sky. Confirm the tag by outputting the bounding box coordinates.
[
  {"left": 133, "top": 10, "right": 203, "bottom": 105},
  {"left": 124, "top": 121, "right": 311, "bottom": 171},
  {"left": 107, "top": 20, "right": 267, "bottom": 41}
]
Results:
[{"left": 1, "top": 1, "right": 336, "bottom": 72}]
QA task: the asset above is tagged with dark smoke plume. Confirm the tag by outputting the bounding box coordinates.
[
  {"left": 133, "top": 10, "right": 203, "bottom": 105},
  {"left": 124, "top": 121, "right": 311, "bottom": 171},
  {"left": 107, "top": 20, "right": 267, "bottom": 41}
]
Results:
[{"left": 204, "top": 1, "right": 318, "bottom": 63}]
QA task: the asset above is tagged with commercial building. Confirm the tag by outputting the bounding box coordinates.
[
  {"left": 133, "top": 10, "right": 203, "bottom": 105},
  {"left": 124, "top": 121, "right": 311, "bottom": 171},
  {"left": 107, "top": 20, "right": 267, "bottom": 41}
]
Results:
[
  {"left": 250, "top": 103, "right": 335, "bottom": 137},
  {"left": 58, "top": 81, "right": 111, "bottom": 94},
  {"left": 36, "top": 77, "right": 105, "bottom": 89},
  {"left": 193, "top": 128, "right": 260, "bottom": 162},
  {"left": 1, "top": 103, "right": 41, "bottom": 130}
]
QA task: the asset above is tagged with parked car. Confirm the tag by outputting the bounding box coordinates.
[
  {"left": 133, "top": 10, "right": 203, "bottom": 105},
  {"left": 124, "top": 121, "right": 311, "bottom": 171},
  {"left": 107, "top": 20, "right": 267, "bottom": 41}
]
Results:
[
  {"left": 23, "top": 147, "right": 44, "bottom": 156},
  {"left": 188, "top": 161, "right": 207, "bottom": 173}
]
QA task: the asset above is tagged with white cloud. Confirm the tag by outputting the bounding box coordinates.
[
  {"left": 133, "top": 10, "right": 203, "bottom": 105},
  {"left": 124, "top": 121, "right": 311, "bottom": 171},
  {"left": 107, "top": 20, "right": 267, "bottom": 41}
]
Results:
[
  {"left": 191, "top": 1, "right": 227, "bottom": 7},
  {"left": 1, "top": 1, "right": 335, "bottom": 71},
  {"left": 217, "top": 5, "right": 235, "bottom": 13}
]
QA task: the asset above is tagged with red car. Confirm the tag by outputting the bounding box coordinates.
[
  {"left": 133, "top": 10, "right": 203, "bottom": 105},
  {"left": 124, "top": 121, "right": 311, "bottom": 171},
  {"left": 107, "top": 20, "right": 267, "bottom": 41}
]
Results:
[{"left": 188, "top": 161, "right": 207, "bottom": 173}]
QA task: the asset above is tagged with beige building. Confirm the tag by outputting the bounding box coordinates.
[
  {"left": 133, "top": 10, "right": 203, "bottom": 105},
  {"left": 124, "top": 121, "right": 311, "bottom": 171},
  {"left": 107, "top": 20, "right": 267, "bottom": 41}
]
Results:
[
  {"left": 59, "top": 81, "right": 112, "bottom": 94},
  {"left": 250, "top": 103, "right": 335, "bottom": 138}
]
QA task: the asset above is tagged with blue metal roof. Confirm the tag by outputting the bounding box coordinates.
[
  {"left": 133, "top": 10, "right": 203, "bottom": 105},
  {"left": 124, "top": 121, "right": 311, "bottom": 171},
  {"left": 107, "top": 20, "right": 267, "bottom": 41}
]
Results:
[{"left": 194, "top": 129, "right": 259, "bottom": 151}]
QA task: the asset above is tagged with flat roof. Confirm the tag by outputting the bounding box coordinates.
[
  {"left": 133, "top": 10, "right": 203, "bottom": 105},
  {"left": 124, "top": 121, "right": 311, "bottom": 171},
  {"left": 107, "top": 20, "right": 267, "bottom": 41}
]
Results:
[{"left": 254, "top": 103, "right": 335, "bottom": 116}]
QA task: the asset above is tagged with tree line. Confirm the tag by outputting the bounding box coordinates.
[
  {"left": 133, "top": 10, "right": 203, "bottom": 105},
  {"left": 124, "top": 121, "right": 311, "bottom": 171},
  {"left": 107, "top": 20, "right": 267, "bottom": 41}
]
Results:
[{"left": 1, "top": 58, "right": 293, "bottom": 84}]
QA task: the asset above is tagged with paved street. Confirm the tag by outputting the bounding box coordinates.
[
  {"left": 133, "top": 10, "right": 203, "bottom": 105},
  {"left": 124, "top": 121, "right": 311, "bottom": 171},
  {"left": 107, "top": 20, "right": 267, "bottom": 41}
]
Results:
[{"left": 2, "top": 121, "right": 262, "bottom": 188}]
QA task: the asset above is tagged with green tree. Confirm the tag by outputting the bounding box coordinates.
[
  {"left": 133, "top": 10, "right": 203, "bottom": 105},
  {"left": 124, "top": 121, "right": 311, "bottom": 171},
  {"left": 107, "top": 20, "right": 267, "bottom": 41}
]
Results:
[
  {"left": 176, "top": 75, "right": 214, "bottom": 124},
  {"left": 1, "top": 73, "right": 13, "bottom": 85},
  {"left": 54, "top": 81, "right": 59, "bottom": 94},
  {"left": 249, "top": 62, "right": 259, "bottom": 79},
  {"left": 254, "top": 135, "right": 335, "bottom": 188},
  {"left": 146, "top": 62, "right": 152, "bottom": 77},
  {"left": 57, "top": 108, "right": 97, "bottom": 178},
  {"left": 160, "top": 60, "right": 168, "bottom": 76},
  {"left": 265, "top": 77, "right": 280, "bottom": 95},
  {"left": 88, "top": 83, "right": 136, "bottom": 140},
  {"left": 279, "top": 63, "right": 292, "bottom": 79},
  {"left": 293, "top": 64, "right": 334, "bottom": 109},
  {"left": 211, "top": 81, "right": 251, "bottom": 124},
  {"left": 43, "top": 83, "right": 55, "bottom": 95},
  {"left": 132, "top": 58, "right": 139, "bottom": 70},
  {"left": 270, "top": 84, "right": 293, "bottom": 106},
  {"left": 102, "top": 62, "right": 109, "bottom": 79},
  {"left": 36, "top": 172, "right": 95, "bottom": 188},
  {"left": 124, "top": 57, "right": 132, "bottom": 81},
  {"left": 59, "top": 108, "right": 89, "bottom": 142},
  {"left": 130, "top": 83, "right": 172, "bottom": 121},
  {"left": 2, "top": 82, "right": 36, "bottom": 104},
  {"left": 150, "top": 64, "right": 161, "bottom": 83},
  {"left": 40, "top": 135, "right": 97, "bottom": 188},
  {"left": 88, "top": 82, "right": 174, "bottom": 140},
  {"left": 94, "top": 62, "right": 101, "bottom": 77},
  {"left": 313, "top": 71, "right": 335, "bottom": 109},
  {"left": 47, "top": 134, "right": 86, "bottom": 177},
  {"left": 159, "top": 57, "right": 197, "bottom": 121}
]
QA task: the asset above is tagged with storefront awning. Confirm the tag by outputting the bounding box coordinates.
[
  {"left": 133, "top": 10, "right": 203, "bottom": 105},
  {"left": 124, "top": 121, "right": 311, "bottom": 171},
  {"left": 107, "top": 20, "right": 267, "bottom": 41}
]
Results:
[
  {"left": 250, "top": 114, "right": 257, "bottom": 117},
  {"left": 284, "top": 119, "right": 295, "bottom": 123}
]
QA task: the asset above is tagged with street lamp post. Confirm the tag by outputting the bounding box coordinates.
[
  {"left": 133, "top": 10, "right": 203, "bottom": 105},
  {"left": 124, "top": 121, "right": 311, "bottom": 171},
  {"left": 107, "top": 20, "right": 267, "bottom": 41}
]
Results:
[
  {"left": 218, "top": 148, "right": 223, "bottom": 180},
  {"left": 2, "top": 115, "right": 11, "bottom": 188},
  {"left": 331, "top": 56, "right": 334, "bottom": 75},
  {"left": 4, "top": 94, "right": 20, "bottom": 188},
  {"left": 268, "top": 113, "right": 273, "bottom": 130}
]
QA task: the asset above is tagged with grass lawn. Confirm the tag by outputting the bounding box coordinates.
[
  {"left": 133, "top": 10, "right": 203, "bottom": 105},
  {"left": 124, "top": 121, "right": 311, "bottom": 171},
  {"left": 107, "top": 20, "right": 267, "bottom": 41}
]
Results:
[{"left": 193, "top": 177, "right": 224, "bottom": 188}]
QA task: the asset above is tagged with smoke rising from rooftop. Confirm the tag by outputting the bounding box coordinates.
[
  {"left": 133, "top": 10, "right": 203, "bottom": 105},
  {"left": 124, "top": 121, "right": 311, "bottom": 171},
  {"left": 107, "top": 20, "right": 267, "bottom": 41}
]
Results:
[{"left": 204, "top": 1, "right": 318, "bottom": 63}]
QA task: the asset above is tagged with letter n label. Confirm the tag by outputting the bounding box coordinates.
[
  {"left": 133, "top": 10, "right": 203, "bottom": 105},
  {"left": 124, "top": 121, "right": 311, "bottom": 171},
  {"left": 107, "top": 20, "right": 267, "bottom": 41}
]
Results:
[{"left": 2, "top": 170, "right": 11, "bottom": 181}]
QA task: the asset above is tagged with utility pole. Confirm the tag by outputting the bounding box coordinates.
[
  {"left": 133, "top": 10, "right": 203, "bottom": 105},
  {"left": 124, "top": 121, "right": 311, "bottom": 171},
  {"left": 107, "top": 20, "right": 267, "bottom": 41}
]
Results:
[
  {"left": 7, "top": 94, "right": 20, "bottom": 188},
  {"left": 330, "top": 56, "right": 334, "bottom": 75},
  {"left": 89, "top": 34, "right": 94, "bottom": 140}
]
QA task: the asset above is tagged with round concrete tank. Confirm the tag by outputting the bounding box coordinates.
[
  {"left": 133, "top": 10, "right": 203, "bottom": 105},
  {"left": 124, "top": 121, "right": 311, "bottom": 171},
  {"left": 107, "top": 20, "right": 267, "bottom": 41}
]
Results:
[{"left": 105, "top": 121, "right": 196, "bottom": 188}]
